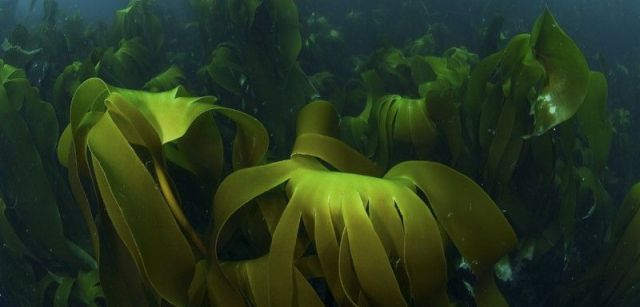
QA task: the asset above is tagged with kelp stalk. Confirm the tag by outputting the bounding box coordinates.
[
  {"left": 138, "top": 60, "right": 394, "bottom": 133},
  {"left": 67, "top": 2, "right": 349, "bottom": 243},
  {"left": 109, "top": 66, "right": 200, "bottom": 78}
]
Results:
[{"left": 152, "top": 155, "right": 207, "bottom": 255}]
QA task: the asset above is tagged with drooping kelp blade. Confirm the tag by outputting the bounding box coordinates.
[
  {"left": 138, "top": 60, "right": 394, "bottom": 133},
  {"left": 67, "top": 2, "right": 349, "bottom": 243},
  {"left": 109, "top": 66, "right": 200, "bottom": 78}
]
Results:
[
  {"left": 529, "top": 9, "right": 590, "bottom": 135},
  {"left": 0, "top": 63, "right": 84, "bottom": 270},
  {"left": 212, "top": 101, "right": 516, "bottom": 306},
  {"left": 89, "top": 113, "right": 195, "bottom": 306},
  {"left": 576, "top": 71, "right": 612, "bottom": 172}
]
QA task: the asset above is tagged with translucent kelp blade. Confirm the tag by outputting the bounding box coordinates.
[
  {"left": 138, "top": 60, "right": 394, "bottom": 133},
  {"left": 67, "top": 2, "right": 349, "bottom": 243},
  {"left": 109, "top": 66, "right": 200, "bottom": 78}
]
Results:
[
  {"left": 387, "top": 161, "right": 516, "bottom": 306},
  {"left": 529, "top": 10, "right": 590, "bottom": 135},
  {"left": 296, "top": 100, "right": 339, "bottom": 138},
  {"left": 109, "top": 86, "right": 268, "bottom": 170},
  {"left": 268, "top": 190, "right": 305, "bottom": 307},
  {"left": 313, "top": 193, "right": 345, "bottom": 305},
  {"left": 211, "top": 160, "right": 298, "bottom": 306},
  {"left": 393, "top": 188, "right": 449, "bottom": 306},
  {"left": 387, "top": 161, "right": 516, "bottom": 275},
  {"left": 110, "top": 87, "right": 217, "bottom": 144},
  {"left": 292, "top": 133, "right": 382, "bottom": 177},
  {"left": 292, "top": 100, "right": 382, "bottom": 176},
  {"left": 222, "top": 256, "right": 325, "bottom": 307},
  {"left": 88, "top": 114, "right": 195, "bottom": 306},
  {"left": 165, "top": 114, "right": 224, "bottom": 180},
  {"left": 57, "top": 125, "right": 73, "bottom": 167},
  {"left": 342, "top": 191, "right": 407, "bottom": 306},
  {"left": 367, "top": 192, "right": 403, "bottom": 262},
  {"left": 338, "top": 225, "right": 362, "bottom": 306}
]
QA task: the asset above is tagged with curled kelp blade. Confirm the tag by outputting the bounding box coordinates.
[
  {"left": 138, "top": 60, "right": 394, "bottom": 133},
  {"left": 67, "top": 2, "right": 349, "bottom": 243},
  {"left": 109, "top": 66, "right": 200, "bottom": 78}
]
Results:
[
  {"left": 88, "top": 113, "right": 195, "bottom": 306},
  {"left": 386, "top": 161, "right": 517, "bottom": 305},
  {"left": 213, "top": 155, "right": 453, "bottom": 305},
  {"left": 529, "top": 9, "right": 590, "bottom": 135},
  {"left": 0, "top": 62, "right": 91, "bottom": 270}
]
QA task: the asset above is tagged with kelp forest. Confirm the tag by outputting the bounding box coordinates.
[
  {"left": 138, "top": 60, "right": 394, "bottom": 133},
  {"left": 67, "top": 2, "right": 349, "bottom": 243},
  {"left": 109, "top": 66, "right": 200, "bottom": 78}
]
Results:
[{"left": 1, "top": 0, "right": 640, "bottom": 306}]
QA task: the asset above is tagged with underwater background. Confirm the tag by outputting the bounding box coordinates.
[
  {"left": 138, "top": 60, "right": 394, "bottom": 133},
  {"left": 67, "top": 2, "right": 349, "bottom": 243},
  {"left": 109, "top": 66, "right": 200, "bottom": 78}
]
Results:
[{"left": 1, "top": 0, "right": 640, "bottom": 306}]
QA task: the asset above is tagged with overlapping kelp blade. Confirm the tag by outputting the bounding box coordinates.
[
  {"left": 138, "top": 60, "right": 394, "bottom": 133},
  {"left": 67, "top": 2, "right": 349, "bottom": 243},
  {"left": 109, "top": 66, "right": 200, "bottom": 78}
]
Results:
[
  {"left": 211, "top": 160, "right": 298, "bottom": 306},
  {"left": 88, "top": 114, "right": 195, "bottom": 306},
  {"left": 342, "top": 191, "right": 406, "bottom": 306},
  {"left": 386, "top": 161, "right": 517, "bottom": 305},
  {"left": 529, "top": 9, "right": 590, "bottom": 135},
  {"left": 98, "top": 218, "right": 150, "bottom": 307},
  {"left": 0, "top": 68, "right": 82, "bottom": 270}
]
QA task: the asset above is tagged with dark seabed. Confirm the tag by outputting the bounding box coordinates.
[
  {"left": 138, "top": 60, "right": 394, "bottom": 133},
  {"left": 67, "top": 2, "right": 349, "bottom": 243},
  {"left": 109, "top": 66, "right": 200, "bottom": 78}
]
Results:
[{"left": 1, "top": 0, "right": 640, "bottom": 306}]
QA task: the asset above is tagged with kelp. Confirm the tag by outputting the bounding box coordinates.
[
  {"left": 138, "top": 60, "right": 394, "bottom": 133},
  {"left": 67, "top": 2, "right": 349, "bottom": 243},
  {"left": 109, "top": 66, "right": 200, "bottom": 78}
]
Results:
[
  {"left": 197, "top": 0, "right": 317, "bottom": 156},
  {"left": 339, "top": 47, "right": 475, "bottom": 168},
  {"left": 114, "top": 0, "right": 164, "bottom": 51},
  {"left": 96, "top": 38, "right": 154, "bottom": 88},
  {"left": 211, "top": 101, "right": 517, "bottom": 306},
  {"left": 1, "top": 38, "right": 42, "bottom": 68},
  {"left": 52, "top": 57, "right": 97, "bottom": 130},
  {"left": 0, "top": 60, "right": 102, "bottom": 306},
  {"left": 461, "top": 10, "right": 614, "bottom": 291},
  {"left": 1, "top": 0, "right": 636, "bottom": 305},
  {"left": 58, "top": 77, "right": 268, "bottom": 305},
  {"left": 143, "top": 65, "right": 186, "bottom": 92}
]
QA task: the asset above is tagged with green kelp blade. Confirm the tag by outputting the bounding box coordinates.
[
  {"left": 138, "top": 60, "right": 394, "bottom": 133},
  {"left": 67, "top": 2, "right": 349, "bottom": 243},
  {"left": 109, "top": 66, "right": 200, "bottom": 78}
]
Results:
[
  {"left": 391, "top": 187, "right": 449, "bottom": 306},
  {"left": 268, "top": 190, "right": 306, "bottom": 307},
  {"left": 342, "top": 191, "right": 407, "bottom": 307},
  {"left": 188, "top": 260, "right": 208, "bottom": 306},
  {"left": 88, "top": 114, "right": 195, "bottom": 306},
  {"left": 143, "top": 65, "right": 186, "bottom": 92},
  {"left": 211, "top": 105, "right": 269, "bottom": 169},
  {"left": 386, "top": 161, "right": 516, "bottom": 306},
  {"left": 165, "top": 114, "right": 224, "bottom": 180},
  {"left": 529, "top": 10, "right": 590, "bottom": 135},
  {"left": 211, "top": 160, "right": 299, "bottom": 306},
  {"left": 267, "top": 0, "right": 302, "bottom": 71},
  {"left": 0, "top": 84, "right": 80, "bottom": 269},
  {"left": 98, "top": 217, "right": 150, "bottom": 307},
  {"left": 576, "top": 71, "right": 612, "bottom": 172},
  {"left": 312, "top": 194, "right": 346, "bottom": 305},
  {"left": 221, "top": 256, "right": 325, "bottom": 307},
  {"left": 111, "top": 86, "right": 268, "bottom": 170},
  {"left": 201, "top": 44, "right": 245, "bottom": 96},
  {"left": 463, "top": 51, "right": 503, "bottom": 140},
  {"left": 0, "top": 196, "right": 31, "bottom": 257},
  {"left": 53, "top": 277, "right": 75, "bottom": 307}
]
